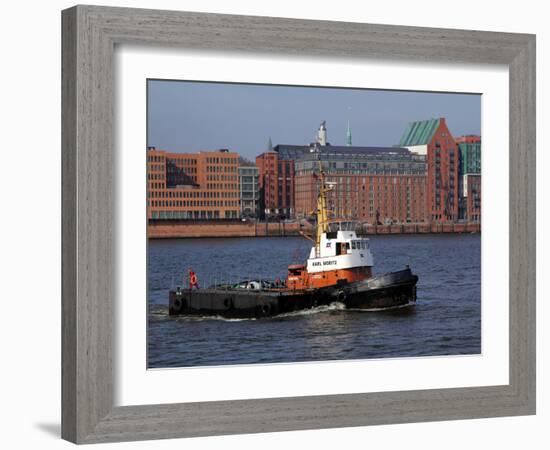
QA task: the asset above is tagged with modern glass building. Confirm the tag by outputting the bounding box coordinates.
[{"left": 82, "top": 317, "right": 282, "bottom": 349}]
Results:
[
  {"left": 456, "top": 135, "right": 481, "bottom": 221},
  {"left": 457, "top": 135, "right": 481, "bottom": 175},
  {"left": 238, "top": 166, "right": 260, "bottom": 218}
]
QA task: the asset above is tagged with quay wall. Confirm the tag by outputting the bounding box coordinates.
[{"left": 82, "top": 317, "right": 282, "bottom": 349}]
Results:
[
  {"left": 148, "top": 220, "right": 305, "bottom": 239},
  {"left": 360, "top": 222, "right": 480, "bottom": 235},
  {"left": 148, "top": 220, "right": 481, "bottom": 239}
]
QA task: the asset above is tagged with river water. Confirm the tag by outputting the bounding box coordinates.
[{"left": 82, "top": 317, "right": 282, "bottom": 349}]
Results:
[{"left": 148, "top": 234, "right": 481, "bottom": 368}]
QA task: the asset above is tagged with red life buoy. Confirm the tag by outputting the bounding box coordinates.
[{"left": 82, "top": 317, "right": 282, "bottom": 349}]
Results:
[{"left": 190, "top": 274, "right": 197, "bottom": 285}]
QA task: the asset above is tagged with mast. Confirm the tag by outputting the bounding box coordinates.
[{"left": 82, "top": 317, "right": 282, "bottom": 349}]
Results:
[{"left": 315, "top": 159, "right": 330, "bottom": 254}]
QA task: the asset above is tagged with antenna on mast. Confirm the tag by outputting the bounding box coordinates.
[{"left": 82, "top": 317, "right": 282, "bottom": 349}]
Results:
[{"left": 314, "top": 143, "right": 335, "bottom": 256}]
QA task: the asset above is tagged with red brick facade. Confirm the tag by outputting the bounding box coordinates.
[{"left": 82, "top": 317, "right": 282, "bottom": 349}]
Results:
[
  {"left": 295, "top": 172, "right": 427, "bottom": 224},
  {"left": 146, "top": 118, "right": 477, "bottom": 226},
  {"left": 425, "top": 119, "right": 459, "bottom": 221},
  {"left": 463, "top": 173, "right": 481, "bottom": 222},
  {"left": 147, "top": 148, "right": 240, "bottom": 220},
  {"left": 256, "top": 151, "right": 294, "bottom": 218}
]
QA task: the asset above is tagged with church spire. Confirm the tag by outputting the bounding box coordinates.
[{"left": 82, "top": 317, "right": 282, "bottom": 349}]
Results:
[
  {"left": 267, "top": 136, "right": 273, "bottom": 151},
  {"left": 346, "top": 120, "right": 352, "bottom": 146}
]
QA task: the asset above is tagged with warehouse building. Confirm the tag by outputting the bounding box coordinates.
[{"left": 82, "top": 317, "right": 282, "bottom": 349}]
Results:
[
  {"left": 294, "top": 145, "right": 427, "bottom": 224},
  {"left": 399, "top": 118, "right": 459, "bottom": 222},
  {"left": 257, "top": 121, "right": 429, "bottom": 223},
  {"left": 147, "top": 147, "right": 240, "bottom": 220}
]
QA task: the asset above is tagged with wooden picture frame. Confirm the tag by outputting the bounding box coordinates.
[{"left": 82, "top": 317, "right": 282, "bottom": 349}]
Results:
[{"left": 61, "top": 5, "right": 536, "bottom": 443}]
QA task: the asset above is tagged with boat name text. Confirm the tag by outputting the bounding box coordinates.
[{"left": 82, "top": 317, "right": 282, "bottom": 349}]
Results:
[{"left": 311, "top": 260, "right": 337, "bottom": 267}]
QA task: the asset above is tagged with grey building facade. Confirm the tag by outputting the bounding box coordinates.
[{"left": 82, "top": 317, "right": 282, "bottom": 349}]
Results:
[{"left": 238, "top": 166, "right": 260, "bottom": 218}]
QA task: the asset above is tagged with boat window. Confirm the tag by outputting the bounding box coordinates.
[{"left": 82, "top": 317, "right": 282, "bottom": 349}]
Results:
[
  {"left": 336, "top": 242, "right": 348, "bottom": 255},
  {"left": 351, "top": 241, "right": 356, "bottom": 250}
]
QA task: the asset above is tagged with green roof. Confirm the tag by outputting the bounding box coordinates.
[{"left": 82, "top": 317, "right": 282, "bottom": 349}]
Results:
[{"left": 399, "top": 118, "right": 440, "bottom": 146}]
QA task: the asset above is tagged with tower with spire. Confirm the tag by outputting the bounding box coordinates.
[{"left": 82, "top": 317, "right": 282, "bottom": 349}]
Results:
[
  {"left": 267, "top": 136, "right": 273, "bottom": 151},
  {"left": 346, "top": 120, "right": 352, "bottom": 146},
  {"left": 317, "top": 121, "right": 327, "bottom": 146}
]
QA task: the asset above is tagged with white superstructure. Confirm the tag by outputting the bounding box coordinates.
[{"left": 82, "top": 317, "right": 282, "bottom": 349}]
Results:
[{"left": 306, "top": 222, "right": 374, "bottom": 273}]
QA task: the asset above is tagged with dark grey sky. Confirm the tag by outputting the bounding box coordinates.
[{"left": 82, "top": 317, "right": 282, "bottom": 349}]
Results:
[{"left": 147, "top": 80, "right": 481, "bottom": 160}]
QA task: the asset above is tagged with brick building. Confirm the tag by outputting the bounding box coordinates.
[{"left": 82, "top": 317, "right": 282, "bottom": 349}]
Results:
[
  {"left": 288, "top": 118, "right": 477, "bottom": 225},
  {"left": 294, "top": 147, "right": 427, "bottom": 224},
  {"left": 147, "top": 147, "right": 240, "bottom": 220},
  {"left": 255, "top": 122, "right": 333, "bottom": 219},
  {"left": 462, "top": 173, "right": 481, "bottom": 222},
  {"left": 399, "top": 118, "right": 459, "bottom": 222},
  {"left": 255, "top": 150, "right": 295, "bottom": 219},
  {"left": 148, "top": 119, "right": 479, "bottom": 225}
]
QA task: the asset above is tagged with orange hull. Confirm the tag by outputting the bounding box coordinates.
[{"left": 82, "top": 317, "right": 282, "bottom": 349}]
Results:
[{"left": 287, "top": 266, "right": 372, "bottom": 290}]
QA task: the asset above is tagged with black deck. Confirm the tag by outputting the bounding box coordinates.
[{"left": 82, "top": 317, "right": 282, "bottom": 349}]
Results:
[{"left": 168, "top": 268, "right": 418, "bottom": 318}]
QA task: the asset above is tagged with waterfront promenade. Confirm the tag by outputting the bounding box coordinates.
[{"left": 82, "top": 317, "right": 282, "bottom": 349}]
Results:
[{"left": 148, "top": 220, "right": 480, "bottom": 239}]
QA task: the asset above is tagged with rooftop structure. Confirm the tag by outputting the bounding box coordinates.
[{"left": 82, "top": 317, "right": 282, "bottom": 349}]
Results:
[
  {"left": 273, "top": 144, "right": 411, "bottom": 160},
  {"left": 399, "top": 118, "right": 442, "bottom": 147}
]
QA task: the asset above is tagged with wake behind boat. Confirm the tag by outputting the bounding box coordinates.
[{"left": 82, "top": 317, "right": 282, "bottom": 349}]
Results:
[{"left": 169, "top": 155, "right": 418, "bottom": 318}]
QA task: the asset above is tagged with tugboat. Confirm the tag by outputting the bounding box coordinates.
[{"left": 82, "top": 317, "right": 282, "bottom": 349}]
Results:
[{"left": 169, "top": 160, "right": 418, "bottom": 318}]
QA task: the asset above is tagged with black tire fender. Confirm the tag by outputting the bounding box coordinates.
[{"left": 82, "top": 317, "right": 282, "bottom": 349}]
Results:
[
  {"left": 337, "top": 290, "right": 347, "bottom": 302},
  {"left": 223, "top": 297, "right": 233, "bottom": 310},
  {"left": 260, "top": 303, "right": 271, "bottom": 316}
]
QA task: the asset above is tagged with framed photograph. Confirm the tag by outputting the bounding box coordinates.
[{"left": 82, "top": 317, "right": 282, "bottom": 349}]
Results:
[
  {"left": 146, "top": 81, "right": 483, "bottom": 369},
  {"left": 62, "top": 5, "right": 535, "bottom": 444}
]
